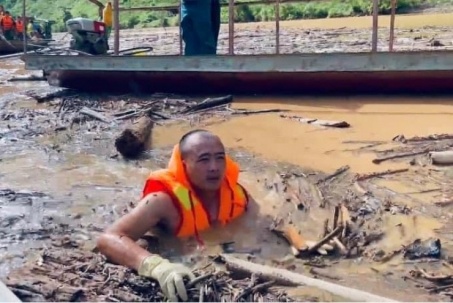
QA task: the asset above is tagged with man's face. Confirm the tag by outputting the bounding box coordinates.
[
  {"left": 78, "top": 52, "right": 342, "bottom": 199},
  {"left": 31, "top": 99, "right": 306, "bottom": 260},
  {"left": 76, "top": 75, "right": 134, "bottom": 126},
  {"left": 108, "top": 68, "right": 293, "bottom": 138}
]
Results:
[{"left": 183, "top": 136, "right": 226, "bottom": 192}]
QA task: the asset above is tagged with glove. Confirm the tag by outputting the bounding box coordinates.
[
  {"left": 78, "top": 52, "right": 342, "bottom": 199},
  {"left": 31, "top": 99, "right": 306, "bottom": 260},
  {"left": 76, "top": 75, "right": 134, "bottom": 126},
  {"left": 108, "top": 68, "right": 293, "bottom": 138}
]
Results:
[{"left": 138, "top": 255, "right": 195, "bottom": 302}]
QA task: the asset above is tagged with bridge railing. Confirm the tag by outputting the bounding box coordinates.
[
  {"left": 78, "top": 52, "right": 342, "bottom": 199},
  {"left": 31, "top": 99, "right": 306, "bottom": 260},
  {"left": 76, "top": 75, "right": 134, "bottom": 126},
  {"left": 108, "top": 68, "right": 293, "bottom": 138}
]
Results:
[
  {"left": 18, "top": 0, "right": 395, "bottom": 55},
  {"left": 113, "top": 0, "right": 392, "bottom": 56}
]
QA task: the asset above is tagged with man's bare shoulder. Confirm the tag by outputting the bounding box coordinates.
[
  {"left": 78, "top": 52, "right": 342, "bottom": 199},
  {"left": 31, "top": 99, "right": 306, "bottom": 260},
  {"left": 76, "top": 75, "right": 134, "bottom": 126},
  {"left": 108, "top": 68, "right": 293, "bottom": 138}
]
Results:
[
  {"left": 105, "top": 191, "right": 175, "bottom": 237},
  {"left": 133, "top": 191, "right": 175, "bottom": 217}
]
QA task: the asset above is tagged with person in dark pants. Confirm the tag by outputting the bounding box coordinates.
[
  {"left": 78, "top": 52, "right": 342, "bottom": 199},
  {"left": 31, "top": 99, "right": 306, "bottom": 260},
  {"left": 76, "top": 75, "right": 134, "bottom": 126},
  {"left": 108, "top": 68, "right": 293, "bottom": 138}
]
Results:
[
  {"left": 180, "top": 0, "right": 221, "bottom": 56},
  {"left": 210, "top": 0, "right": 220, "bottom": 47}
]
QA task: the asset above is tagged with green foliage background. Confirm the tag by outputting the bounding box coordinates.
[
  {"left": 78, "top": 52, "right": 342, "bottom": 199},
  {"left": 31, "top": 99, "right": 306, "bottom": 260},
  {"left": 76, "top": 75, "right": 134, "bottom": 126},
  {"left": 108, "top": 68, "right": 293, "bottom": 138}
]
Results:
[{"left": 2, "top": 0, "right": 450, "bottom": 32}]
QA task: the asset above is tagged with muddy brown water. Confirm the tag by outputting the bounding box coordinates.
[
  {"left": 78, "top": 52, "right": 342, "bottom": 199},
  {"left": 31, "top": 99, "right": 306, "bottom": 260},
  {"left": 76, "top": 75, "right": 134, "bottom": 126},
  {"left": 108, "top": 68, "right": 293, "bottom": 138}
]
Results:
[{"left": 2, "top": 13, "right": 453, "bottom": 301}]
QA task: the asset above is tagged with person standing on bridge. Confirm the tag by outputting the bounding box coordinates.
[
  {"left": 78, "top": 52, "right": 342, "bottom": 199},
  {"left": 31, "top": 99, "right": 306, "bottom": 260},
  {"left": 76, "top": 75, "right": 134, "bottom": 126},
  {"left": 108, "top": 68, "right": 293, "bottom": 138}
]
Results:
[
  {"left": 15, "top": 16, "right": 24, "bottom": 40},
  {"left": 0, "top": 11, "right": 16, "bottom": 40},
  {"left": 96, "top": 129, "right": 253, "bottom": 302},
  {"left": 102, "top": 1, "right": 113, "bottom": 39},
  {"left": 181, "top": 0, "right": 221, "bottom": 55}
]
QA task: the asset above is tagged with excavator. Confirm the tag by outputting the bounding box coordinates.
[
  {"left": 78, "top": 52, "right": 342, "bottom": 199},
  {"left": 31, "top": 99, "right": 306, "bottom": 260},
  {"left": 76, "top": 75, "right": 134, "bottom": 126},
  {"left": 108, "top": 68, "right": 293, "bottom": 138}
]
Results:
[{"left": 87, "top": 0, "right": 105, "bottom": 20}]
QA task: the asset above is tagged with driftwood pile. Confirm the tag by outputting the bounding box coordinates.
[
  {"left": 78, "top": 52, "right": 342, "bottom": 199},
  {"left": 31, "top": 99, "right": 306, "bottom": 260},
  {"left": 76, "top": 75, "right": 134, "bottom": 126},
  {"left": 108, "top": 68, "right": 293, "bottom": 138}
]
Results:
[
  {"left": 355, "top": 133, "right": 453, "bottom": 166},
  {"left": 261, "top": 164, "right": 416, "bottom": 264},
  {"left": 5, "top": 240, "right": 295, "bottom": 302},
  {"left": 408, "top": 264, "right": 453, "bottom": 295}
]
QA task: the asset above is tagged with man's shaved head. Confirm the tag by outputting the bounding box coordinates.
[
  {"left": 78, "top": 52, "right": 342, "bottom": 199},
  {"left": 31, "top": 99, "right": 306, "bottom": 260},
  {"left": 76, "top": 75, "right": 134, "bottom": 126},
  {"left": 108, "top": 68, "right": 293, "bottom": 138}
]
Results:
[
  {"left": 179, "top": 129, "right": 222, "bottom": 159},
  {"left": 178, "top": 129, "right": 226, "bottom": 191}
]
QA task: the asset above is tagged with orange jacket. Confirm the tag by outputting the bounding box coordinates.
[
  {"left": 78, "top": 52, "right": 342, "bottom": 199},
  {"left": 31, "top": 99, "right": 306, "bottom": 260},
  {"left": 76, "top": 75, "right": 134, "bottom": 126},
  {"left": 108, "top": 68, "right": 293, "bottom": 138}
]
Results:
[
  {"left": 142, "top": 144, "right": 248, "bottom": 239},
  {"left": 1, "top": 15, "right": 15, "bottom": 30},
  {"left": 16, "top": 20, "right": 23, "bottom": 32}
]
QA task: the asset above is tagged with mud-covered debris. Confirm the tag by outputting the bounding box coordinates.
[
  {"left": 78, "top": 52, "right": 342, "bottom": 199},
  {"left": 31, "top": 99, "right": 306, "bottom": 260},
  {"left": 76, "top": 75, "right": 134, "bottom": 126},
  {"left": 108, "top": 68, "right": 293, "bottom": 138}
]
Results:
[
  {"left": 280, "top": 114, "right": 350, "bottom": 128},
  {"left": 271, "top": 203, "right": 362, "bottom": 258},
  {"left": 6, "top": 243, "right": 296, "bottom": 302},
  {"left": 429, "top": 39, "right": 444, "bottom": 47},
  {"left": 24, "top": 87, "right": 74, "bottom": 103},
  {"left": 220, "top": 241, "right": 262, "bottom": 255},
  {"left": 357, "top": 194, "right": 382, "bottom": 216},
  {"left": 0, "top": 188, "right": 49, "bottom": 199},
  {"left": 393, "top": 133, "right": 453, "bottom": 143},
  {"left": 383, "top": 199, "right": 411, "bottom": 215},
  {"left": 404, "top": 238, "right": 442, "bottom": 260},
  {"left": 408, "top": 267, "right": 453, "bottom": 291}
]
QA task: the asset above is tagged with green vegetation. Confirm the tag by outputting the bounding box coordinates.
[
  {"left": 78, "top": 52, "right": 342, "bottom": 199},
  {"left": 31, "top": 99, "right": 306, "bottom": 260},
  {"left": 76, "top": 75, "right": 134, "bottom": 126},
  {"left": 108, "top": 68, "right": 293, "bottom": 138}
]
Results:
[{"left": 2, "top": 0, "right": 451, "bottom": 32}]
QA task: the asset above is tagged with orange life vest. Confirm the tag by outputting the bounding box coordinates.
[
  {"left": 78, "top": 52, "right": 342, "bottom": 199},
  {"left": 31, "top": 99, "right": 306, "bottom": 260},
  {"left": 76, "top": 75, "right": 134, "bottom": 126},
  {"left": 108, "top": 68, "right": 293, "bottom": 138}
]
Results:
[
  {"left": 16, "top": 20, "right": 23, "bottom": 33},
  {"left": 1, "top": 15, "right": 14, "bottom": 30},
  {"left": 142, "top": 144, "right": 248, "bottom": 239}
]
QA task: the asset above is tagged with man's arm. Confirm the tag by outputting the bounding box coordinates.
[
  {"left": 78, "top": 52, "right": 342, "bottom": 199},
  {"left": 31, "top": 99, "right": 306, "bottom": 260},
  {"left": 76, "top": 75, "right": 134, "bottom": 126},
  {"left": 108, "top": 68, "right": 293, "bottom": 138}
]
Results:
[
  {"left": 96, "top": 192, "right": 169, "bottom": 271},
  {"left": 97, "top": 191, "right": 195, "bottom": 301}
]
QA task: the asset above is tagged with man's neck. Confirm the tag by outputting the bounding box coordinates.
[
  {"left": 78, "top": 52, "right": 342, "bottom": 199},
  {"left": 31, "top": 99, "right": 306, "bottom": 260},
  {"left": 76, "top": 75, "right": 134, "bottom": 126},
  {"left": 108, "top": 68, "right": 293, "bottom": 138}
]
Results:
[{"left": 195, "top": 189, "right": 219, "bottom": 204}]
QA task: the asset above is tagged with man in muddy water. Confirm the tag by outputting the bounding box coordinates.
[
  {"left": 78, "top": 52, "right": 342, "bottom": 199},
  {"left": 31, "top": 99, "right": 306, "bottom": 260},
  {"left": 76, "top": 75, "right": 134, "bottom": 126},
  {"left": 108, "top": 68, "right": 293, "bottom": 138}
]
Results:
[
  {"left": 181, "top": 0, "right": 221, "bottom": 55},
  {"left": 97, "top": 129, "right": 252, "bottom": 302}
]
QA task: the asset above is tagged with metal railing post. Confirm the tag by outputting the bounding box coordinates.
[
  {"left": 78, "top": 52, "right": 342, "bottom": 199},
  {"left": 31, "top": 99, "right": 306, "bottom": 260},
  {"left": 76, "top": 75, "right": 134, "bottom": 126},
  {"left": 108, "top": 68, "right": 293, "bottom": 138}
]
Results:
[
  {"left": 275, "top": 0, "right": 280, "bottom": 54},
  {"left": 113, "top": 0, "right": 120, "bottom": 55},
  {"left": 389, "top": 0, "right": 396, "bottom": 51},
  {"left": 179, "top": 0, "right": 183, "bottom": 55},
  {"left": 371, "top": 0, "right": 379, "bottom": 52},
  {"left": 22, "top": 0, "right": 27, "bottom": 54}
]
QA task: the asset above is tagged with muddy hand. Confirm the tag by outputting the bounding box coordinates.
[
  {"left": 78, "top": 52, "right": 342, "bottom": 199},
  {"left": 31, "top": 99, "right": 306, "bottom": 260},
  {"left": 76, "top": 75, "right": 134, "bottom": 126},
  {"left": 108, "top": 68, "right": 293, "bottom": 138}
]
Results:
[{"left": 138, "top": 255, "right": 195, "bottom": 301}]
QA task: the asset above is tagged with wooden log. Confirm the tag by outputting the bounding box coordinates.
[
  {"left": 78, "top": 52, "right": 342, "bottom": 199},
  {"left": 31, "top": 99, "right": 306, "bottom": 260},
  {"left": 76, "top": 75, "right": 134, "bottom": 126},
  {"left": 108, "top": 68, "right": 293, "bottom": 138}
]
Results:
[
  {"left": 372, "top": 150, "right": 428, "bottom": 164},
  {"left": 280, "top": 115, "right": 350, "bottom": 128},
  {"left": 429, "top": 151, "right": 453, "bottom": 165},
  {"left": 79, "top": 107, "right": 113, "bottom": 124},
  {"left": 8, "top": 75, "right": 46, "bottom": 82},
  {"left": 114, "top": 116, "right": 154, "bottom": 159},
  {"left": 316, "top": 165, "right": 350, "bottom": 185},
  {"left": 217, "top": 254, "right": 398, "bottom": 302},
  {"left": 180, "top": 95, "right": 234, "bottom": 114},
  {"left": 355, "top": 168, "right": 409, "bottom": 181}
]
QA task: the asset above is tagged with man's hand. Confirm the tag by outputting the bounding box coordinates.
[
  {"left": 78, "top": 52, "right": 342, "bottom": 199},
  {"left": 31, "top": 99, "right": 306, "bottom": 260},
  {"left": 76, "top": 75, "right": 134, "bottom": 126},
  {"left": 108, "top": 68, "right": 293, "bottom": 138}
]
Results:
[{"left": 139, "top": 255, "right": 195, "bottom": 302}]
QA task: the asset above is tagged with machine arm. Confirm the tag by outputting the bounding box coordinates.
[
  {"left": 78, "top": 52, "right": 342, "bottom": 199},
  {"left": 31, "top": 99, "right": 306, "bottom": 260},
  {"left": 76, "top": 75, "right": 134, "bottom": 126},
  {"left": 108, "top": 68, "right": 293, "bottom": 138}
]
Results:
[{"left": 87, "top": 0, "right": 105, "bottom": 19}]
